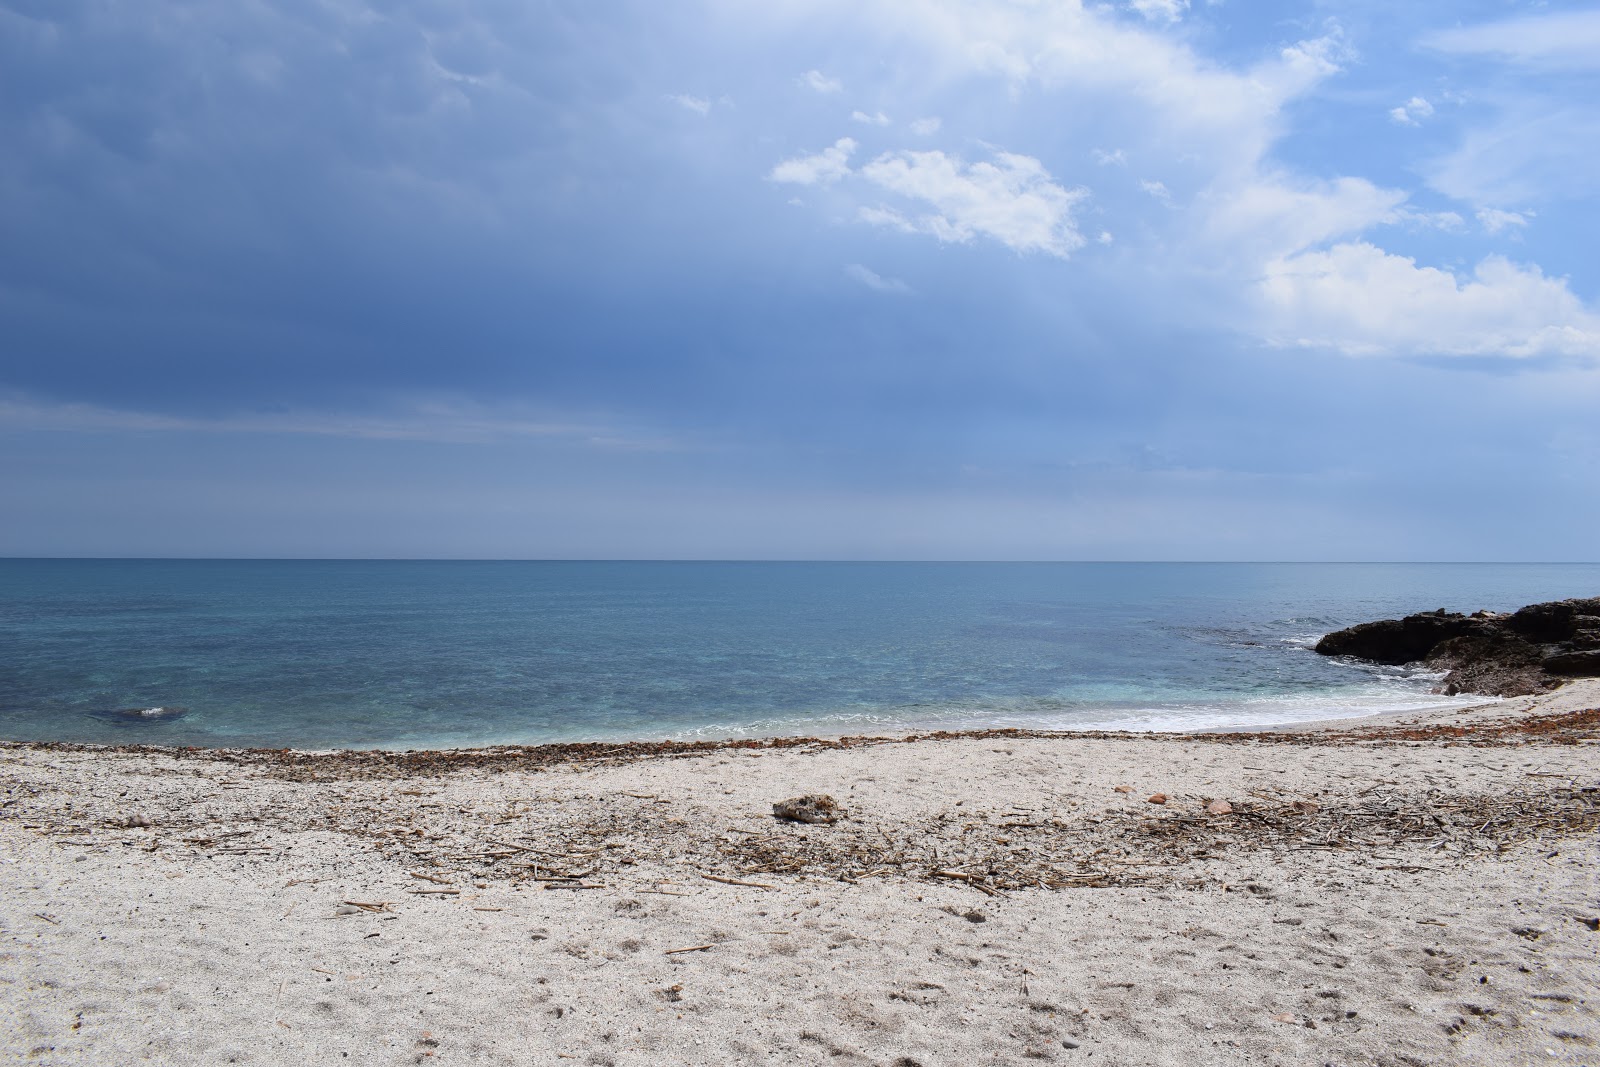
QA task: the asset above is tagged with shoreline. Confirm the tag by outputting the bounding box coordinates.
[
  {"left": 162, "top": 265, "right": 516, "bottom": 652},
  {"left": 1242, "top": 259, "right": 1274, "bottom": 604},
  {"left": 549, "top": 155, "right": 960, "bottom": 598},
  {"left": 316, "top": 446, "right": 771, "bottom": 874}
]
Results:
[
  {"left": 0, "top": 687, "right": 1501, "bottom": 757},
  {"left": 3, "top": 679, "right": 1593, "bottom": 774},
  {"left": 4, "top": 679, "right": 1597, "bottom": 1065}
]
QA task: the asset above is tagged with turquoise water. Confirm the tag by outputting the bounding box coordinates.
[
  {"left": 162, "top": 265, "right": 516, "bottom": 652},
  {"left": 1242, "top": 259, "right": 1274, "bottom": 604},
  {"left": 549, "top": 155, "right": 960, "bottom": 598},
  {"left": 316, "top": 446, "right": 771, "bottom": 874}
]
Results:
[{"left": 1, "top": 561, "right": 1596, "bottom": 749}]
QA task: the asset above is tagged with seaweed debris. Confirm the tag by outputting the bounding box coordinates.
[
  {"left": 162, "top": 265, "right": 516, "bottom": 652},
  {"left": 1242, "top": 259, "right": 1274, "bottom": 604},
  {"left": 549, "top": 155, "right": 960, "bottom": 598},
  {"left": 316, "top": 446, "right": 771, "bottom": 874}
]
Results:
[{"left": 4, "top": 704, "right": 1595, "bottom": 782}]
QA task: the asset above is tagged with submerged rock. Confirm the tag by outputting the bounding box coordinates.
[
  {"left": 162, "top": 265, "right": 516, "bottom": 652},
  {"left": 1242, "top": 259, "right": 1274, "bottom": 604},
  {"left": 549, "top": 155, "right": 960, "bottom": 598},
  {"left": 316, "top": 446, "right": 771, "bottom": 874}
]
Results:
[{"left": 1314, "top": 597, "right": 1600, "bottom": 697}]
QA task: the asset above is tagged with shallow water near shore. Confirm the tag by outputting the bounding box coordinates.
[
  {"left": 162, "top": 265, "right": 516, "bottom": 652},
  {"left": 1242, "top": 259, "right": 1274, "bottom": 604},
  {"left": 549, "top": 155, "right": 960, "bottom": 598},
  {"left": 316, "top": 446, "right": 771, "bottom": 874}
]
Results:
[{"left": 2, "top": 560, "right": 1597, "bottom": 749}]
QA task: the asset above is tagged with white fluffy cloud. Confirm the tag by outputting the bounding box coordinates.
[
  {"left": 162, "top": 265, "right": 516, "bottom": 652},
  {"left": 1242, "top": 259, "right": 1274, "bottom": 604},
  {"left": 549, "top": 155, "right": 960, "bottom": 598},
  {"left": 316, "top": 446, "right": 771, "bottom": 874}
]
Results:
[
  {"left": 1261, "top": 244, "right": 1600, "bottom": 358},
  {"left": 851, "top": 110, "right": 891, "bottom": 126},
  {"left": 749, "top": 1, "right": 1600, "bottom": 362},
  {"left": 1477, "top": 208, "right": 1530, "bottom": 234},
  {"left": 771, "top": 138, "right": 1087, "bottom": 257},
  {"left": 1388, "top": 96, "right": 1434, "bottom": 126},
  {"left": 909, "top": 117, "right": 941, "bottom": 135},
  {"left": 756, "top": 0, "right": 1343, "bottom": 169},
  {"left": 769, "top": 137, "right": 857, "bottom": 185},
  {"left": 858, "top": 149, "right": 1087, "bottom": 257},
  {"left": 1229, "top": 181, "right": 1595, "bottom": 360}
]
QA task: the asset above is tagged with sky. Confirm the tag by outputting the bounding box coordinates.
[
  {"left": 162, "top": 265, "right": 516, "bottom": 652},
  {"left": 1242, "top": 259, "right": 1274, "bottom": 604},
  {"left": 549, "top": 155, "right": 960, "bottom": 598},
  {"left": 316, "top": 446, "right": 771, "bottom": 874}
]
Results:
[{"left": 2, "top": 0, "right": 1598, "bottom": 560}]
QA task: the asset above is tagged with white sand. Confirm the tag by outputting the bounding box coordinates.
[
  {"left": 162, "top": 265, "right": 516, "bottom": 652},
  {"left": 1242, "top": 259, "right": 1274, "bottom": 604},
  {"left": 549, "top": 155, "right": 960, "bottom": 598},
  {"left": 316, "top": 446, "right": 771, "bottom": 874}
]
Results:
[{"left": 3, "top": 682, "right": 1598, "bottom": 1066}]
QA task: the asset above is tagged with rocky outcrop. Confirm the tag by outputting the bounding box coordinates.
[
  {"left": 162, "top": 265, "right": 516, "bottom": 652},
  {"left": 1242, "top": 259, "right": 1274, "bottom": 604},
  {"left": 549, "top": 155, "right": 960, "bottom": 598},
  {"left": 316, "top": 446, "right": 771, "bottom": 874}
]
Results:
[
  {"left": 1314, "top": 597, "right": 1600, "bottom": 697},
  {"left": 1312, "top": 611, "right": 1499, "bottom": 665}
]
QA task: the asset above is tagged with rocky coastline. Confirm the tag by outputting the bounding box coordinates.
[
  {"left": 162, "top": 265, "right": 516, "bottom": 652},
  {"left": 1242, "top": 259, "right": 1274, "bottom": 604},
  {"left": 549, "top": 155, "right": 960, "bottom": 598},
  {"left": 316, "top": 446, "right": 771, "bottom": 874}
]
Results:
[{"left": 1315, "top": 595, "right": 1600, "bottom": 696}]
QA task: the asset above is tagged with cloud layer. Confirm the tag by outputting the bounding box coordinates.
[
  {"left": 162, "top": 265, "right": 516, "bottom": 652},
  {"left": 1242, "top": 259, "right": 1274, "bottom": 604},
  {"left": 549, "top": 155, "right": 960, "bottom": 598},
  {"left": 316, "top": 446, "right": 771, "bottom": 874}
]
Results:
[{"left": 2, "top": 0, "right": 1598, "bottom": 557}]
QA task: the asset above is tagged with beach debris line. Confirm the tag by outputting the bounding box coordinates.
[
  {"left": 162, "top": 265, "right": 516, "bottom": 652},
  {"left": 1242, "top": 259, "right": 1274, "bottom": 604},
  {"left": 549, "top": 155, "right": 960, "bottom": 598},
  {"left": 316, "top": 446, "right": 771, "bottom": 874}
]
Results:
[
  {"left": 16, "top": 773, "right": 1599, "bottom": 895},
  {"left": 38, "top": 703, "right": 1600, "bottom": 786},
  {"left": 773, "top": 795, "right": 843, "bottom": 824},
  {"left": 7, "top": 716, "right": 1597, "bottom": 899}
]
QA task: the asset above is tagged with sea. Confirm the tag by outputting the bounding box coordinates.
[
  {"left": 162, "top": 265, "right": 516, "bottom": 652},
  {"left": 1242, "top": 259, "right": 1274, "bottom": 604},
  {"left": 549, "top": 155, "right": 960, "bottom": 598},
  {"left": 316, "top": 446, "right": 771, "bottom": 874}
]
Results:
[{"left": 2, "top": 560, "right": 1596, "bottom": 750}]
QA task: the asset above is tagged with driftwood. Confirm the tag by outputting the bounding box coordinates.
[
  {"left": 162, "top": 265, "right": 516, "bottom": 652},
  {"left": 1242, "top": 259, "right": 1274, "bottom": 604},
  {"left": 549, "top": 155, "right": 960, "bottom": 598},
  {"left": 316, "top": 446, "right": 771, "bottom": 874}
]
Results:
[
  {"left": 409, "top": 871, "right": 454, "bottom": 885},
  {"left": 701, "top": 873, "right": 774, "bottom": 889},
  {"left": 341, "top": 900, "right": 392, "bottom": 913}
]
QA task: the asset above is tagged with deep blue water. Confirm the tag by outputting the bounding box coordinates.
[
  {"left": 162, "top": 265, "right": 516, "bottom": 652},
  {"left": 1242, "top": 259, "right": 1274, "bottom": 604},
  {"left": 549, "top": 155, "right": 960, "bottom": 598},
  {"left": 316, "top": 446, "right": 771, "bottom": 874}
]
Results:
[{"left": 1, "top": 561, "right": 1597, "bottom": 749}]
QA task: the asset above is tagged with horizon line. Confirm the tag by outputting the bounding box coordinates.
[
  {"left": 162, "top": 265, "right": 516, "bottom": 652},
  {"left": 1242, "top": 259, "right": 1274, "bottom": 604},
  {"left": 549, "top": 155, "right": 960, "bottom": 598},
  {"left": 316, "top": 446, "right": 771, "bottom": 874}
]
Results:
[{"left": 4, "top": 557, "right": 1599, "bottom": 566}]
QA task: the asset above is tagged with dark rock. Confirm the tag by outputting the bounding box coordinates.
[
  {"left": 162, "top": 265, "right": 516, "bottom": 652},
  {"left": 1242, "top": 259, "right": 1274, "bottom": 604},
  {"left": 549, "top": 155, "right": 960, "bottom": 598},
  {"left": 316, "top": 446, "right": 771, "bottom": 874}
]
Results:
[
  {"left": 1503, "top": 598, "right": 1600, "bottom": 642},
  {"left": 1312, "top": 614, "right": 1491, "bottom": 665},
  {"left": 1427, "top": 635, "right": 1548, "bottom": 697},
  {"left": 1315, "top": 597, "right": 1600, "bottom": 697},
  {"left": 1567, "top": 619, "right": 1600, "bottom": 650},
  {"left": 1543, "top": 649, "right": 1600, "bottom": 677}
]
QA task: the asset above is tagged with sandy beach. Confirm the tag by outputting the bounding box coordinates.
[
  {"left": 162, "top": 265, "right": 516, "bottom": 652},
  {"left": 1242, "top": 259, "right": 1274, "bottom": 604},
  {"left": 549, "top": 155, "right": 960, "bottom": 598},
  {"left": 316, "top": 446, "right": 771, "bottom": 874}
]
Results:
[{"left": 3, "top": 682, "right": 1597, "bottom": 1067}]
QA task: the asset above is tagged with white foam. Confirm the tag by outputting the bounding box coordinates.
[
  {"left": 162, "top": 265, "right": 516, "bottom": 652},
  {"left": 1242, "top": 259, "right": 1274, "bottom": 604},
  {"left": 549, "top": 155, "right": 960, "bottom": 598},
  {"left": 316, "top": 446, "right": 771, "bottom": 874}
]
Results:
[{"left": 561, "top": 685, "right": 1499, "bottom": 744}]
